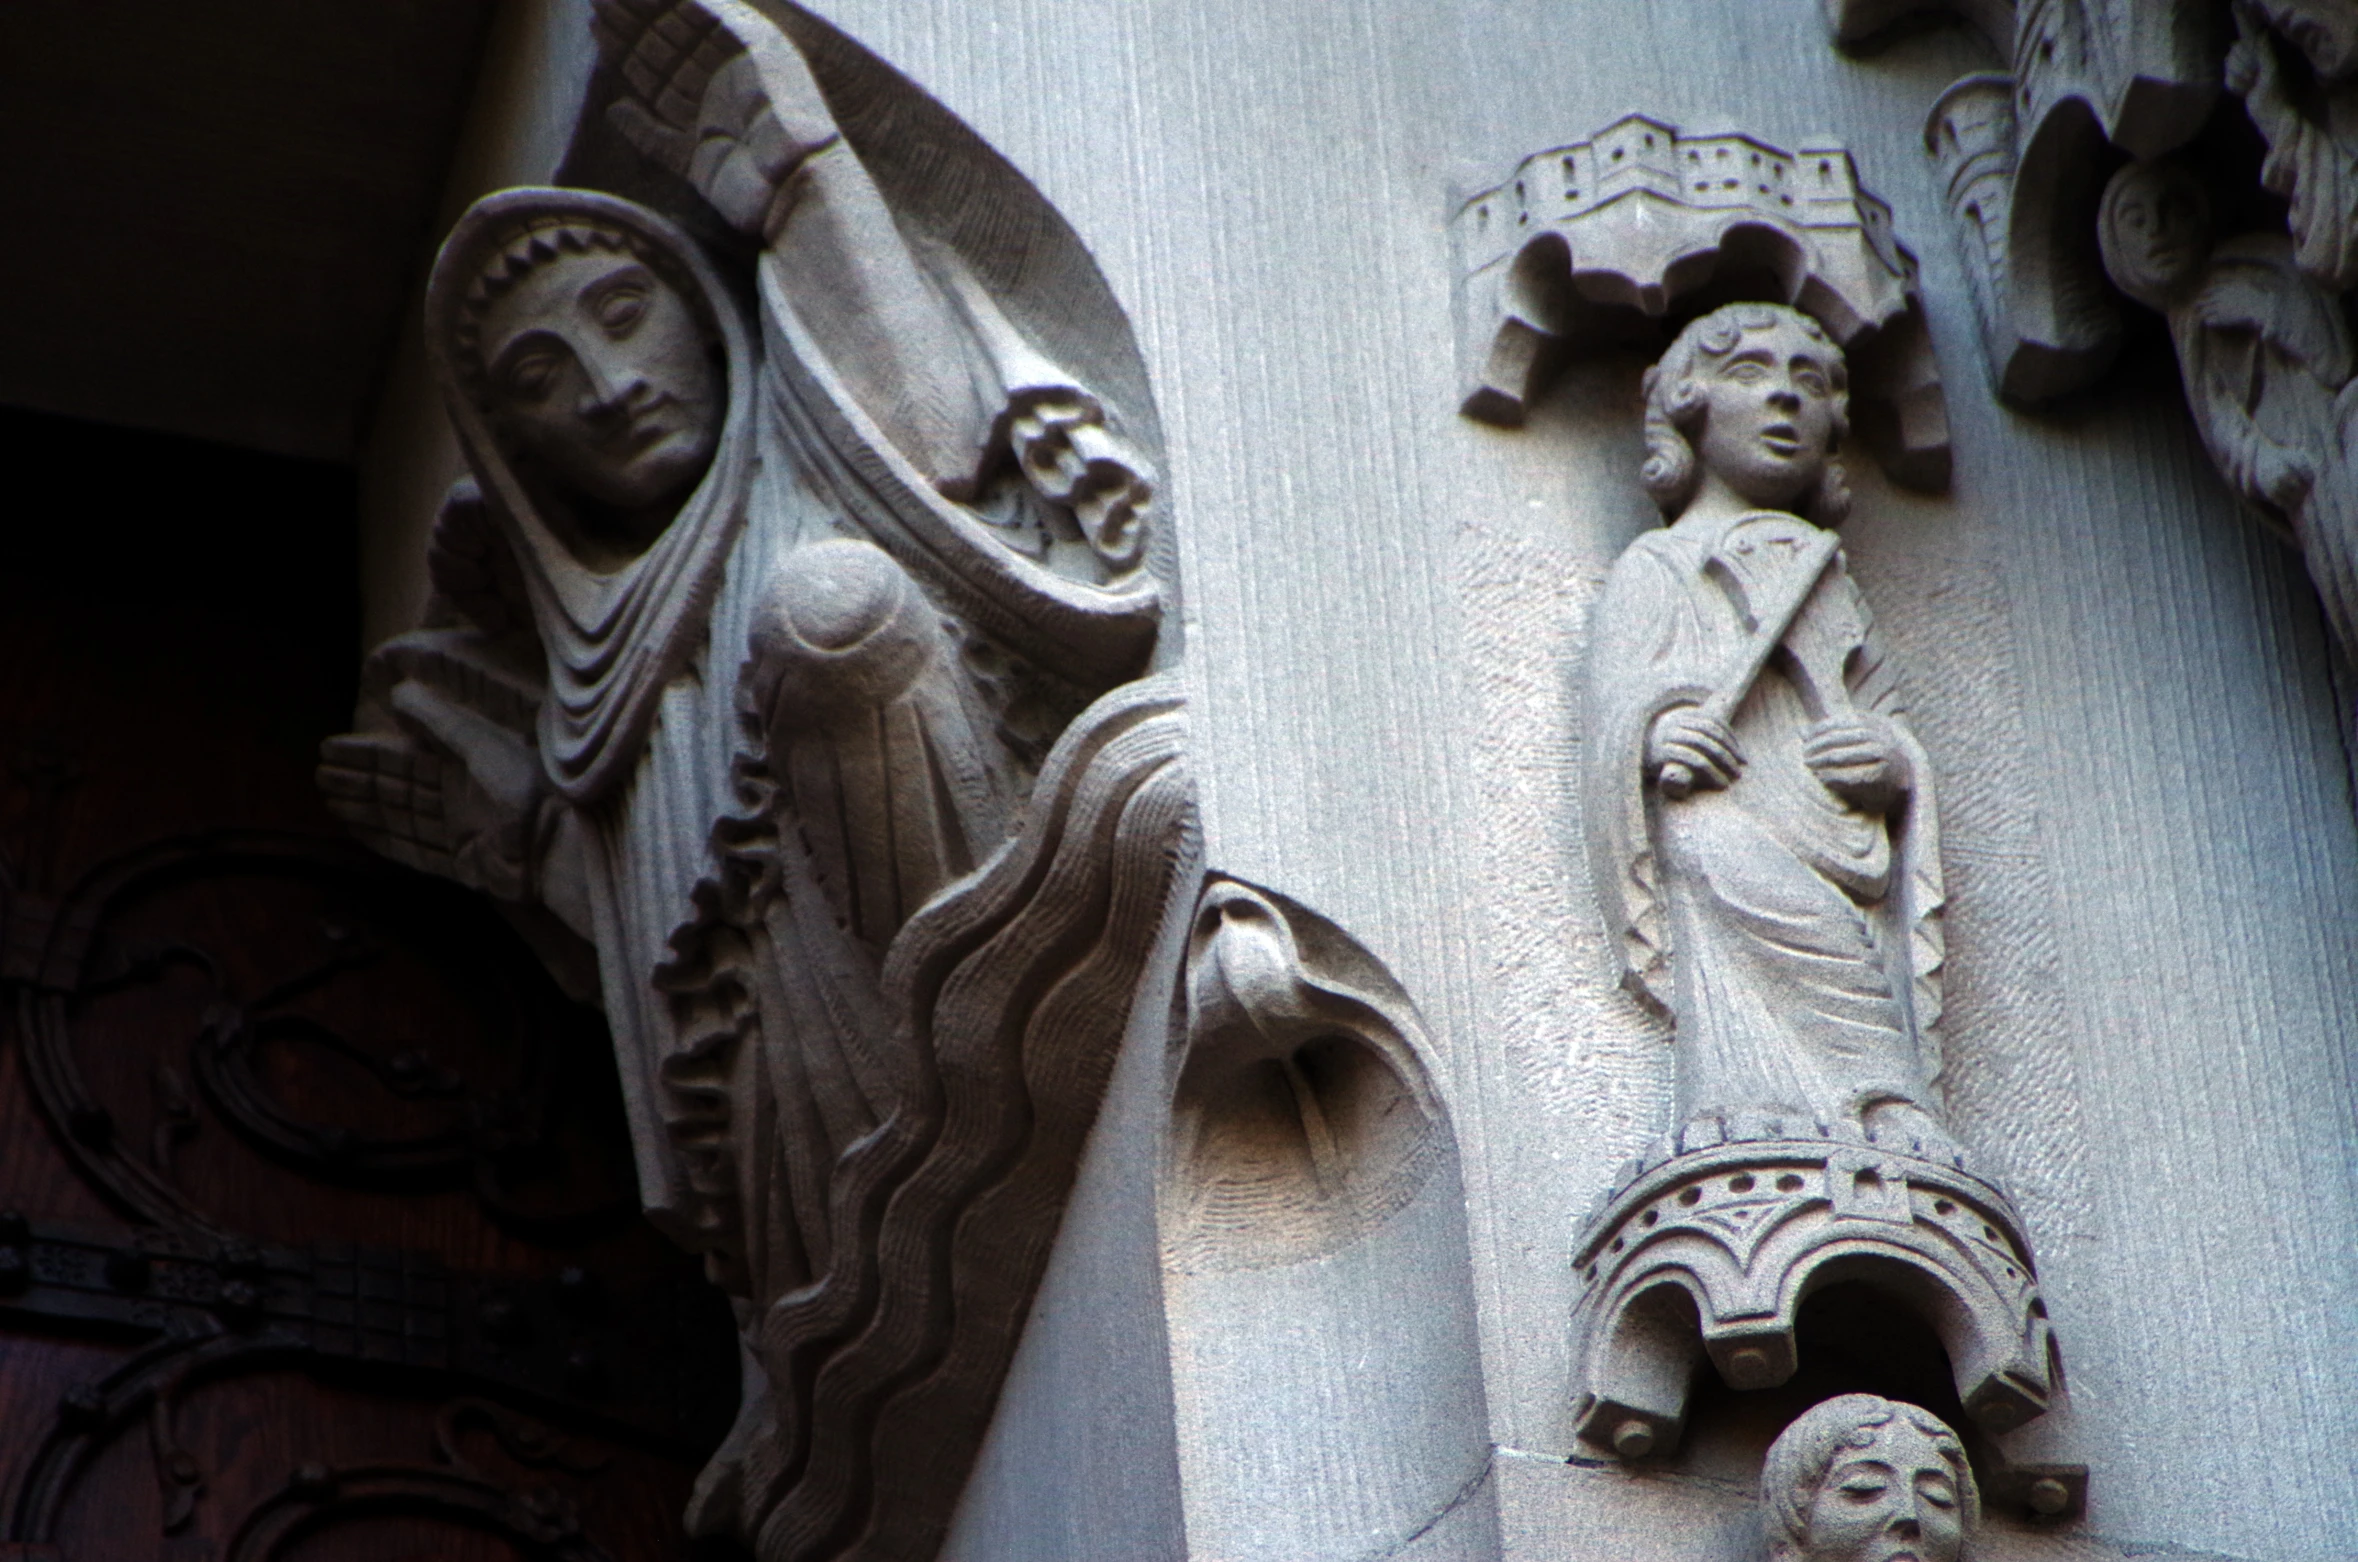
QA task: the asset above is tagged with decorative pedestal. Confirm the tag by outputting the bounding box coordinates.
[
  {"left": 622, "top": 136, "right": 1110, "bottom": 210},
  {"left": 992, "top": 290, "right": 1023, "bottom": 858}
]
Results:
[{"left": 1568, "top": 1122, "right": 2060, "bottom": 1462}]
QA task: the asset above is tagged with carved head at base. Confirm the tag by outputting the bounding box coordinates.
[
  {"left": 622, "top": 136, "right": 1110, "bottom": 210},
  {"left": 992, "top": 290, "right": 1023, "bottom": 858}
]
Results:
[
  {"left": 2098, "top": 160, "right": 2214, "bottom": 312},
  {"left": 1764, "top": 1395, "right": 1979, "bottom": 1562},
  {"left": 1642, "top": 302, "right": 1852, "bottom": 526},
  {"left": 431, "top": 190, "right": 730, "bottom": 556}
]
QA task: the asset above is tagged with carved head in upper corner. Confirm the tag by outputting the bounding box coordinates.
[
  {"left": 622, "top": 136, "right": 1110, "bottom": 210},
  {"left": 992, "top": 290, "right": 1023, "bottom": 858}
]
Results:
[
  {"left": 1763, "top": 1395, "right": 1979, "bottom": 1562},
  {"left": 430, "top": 190, "right": 729, "bottom": 555},
  {"left": 2244, "top": 0, "right": 2358, "bottom": 80},
  {"left": 2098, "top": 160, "right": 2214, "bottom": 313},
  {"left": 1641, "top": 302, "right": 1852, "bottom": 527}
]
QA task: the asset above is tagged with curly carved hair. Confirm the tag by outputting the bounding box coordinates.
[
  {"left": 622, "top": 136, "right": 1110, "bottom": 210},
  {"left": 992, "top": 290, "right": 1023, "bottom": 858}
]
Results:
[
  {"left": 1640, "top": 301, "right": 1852, "bottom": 525},
  {"left": 1762, "top": 1394, "right": 1980, "bottom": 1559}
]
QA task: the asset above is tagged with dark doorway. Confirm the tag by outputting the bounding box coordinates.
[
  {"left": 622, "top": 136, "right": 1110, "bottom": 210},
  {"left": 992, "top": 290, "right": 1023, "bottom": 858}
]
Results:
[{"left": 0, "top": 407, "right": 740, "bottom": 1560}]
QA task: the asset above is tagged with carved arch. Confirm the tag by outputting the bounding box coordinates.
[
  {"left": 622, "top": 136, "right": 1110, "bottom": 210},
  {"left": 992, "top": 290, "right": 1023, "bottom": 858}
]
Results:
[
  {"left": 1569, "top": 1133, "right": 2060, "bottom": 1463},
  {"left": 1452, "top": 115, "right": 1951, "bottom": 489}
]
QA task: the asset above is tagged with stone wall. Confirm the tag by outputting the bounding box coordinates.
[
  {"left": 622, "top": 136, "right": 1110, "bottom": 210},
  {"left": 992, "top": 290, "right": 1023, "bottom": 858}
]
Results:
[{"left": 350, "top": 3, "right": 2358, "bottom": 1558}]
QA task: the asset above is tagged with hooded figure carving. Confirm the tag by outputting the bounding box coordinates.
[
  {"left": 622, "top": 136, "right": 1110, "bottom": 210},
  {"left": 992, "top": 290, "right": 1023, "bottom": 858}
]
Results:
[
  {"left": 324, "top": 6, "right": 1198, "bottom": 1560},
  {"left": 1586, "top": 302, "right": 1951, "bottom": 1152},
  {"left": 426, "top": 189, "right": 757, "bottom": 805},
  {"left": 2100, "top": 156, "right": 2358, "bottom": 657}
]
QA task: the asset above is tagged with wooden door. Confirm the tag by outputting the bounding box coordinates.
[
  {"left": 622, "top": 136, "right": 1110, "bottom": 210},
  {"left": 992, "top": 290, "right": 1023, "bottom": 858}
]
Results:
[{"left": 0, "top": 408, "right": 740, "bottom": 1561}]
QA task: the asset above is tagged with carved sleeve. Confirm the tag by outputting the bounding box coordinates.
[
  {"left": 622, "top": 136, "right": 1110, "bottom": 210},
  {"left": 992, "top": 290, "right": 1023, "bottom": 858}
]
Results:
[{"left": 1583, "top": 537, "right": 1712, "bottom": 1013}]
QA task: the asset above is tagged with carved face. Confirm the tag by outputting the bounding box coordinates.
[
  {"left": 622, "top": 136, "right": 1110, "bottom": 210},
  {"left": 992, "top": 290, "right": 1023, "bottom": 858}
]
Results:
[
  {"left": 1690, "top": 315, "right": 1839, "bottom": 512},
  {"left": 477, "top": 249, "right": 722, "bottom": 514},
  {"left": 1798, "top": 1421, "right": 1966, "bottom": 1562},
  {"left": 2269, "top": 0, "right": 2358, "bottom": 78},
  {"left": 2099, "top": 162, "right": 2212, "bottom": 309}
]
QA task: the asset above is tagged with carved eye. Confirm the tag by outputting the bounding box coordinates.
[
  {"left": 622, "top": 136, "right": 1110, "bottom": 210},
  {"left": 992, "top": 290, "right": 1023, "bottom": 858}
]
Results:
[
  {"left": 1838, "top": 1475, "right": 1890, "bottom": 1504},
  {"left": 1794, "top": 367, "right": 1830, "bottom": 398},
  {"left": 1917, "top": 1474, "right": 1957, "bottom": 1510},
  {"left": 596, "top": 282, "right": 650, "bottom": 333},
  {"left": 1726, "top": 360, "right": 1769, "bottom": 383},
  {"left": 503, "top": 350, "right": 562, "bottom": 402}
]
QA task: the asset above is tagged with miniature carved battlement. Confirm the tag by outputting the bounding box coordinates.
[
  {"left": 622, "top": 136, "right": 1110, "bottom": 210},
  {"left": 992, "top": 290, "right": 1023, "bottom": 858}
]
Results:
[
  {"left": 1450, "top": 115, "right": 1950, "bottom": 489},
  {"left": 1926, "top": 76, "right": 2018, "bottom": 238},
  {"left": 2011, "top": 0, "right": 2217, "bottom": 158},
  {"left": 1454, "top": 117, "right": 1910, "bottom": 289}
]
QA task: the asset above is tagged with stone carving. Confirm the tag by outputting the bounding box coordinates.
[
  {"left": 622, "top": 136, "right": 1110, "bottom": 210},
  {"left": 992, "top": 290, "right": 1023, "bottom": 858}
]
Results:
[
  {"left": 1884, "top": 0, "right": 2218, "bottom": 403},
  {"left": 1821, "top": 0, "right": 2011, "bottom": 51},
  {"left": 2099, "top": 159, "right": 2358, "bottom": 652},
  {"left": 321, "top": 2, "right": 1196, "bottom": 1559},
  {"left": 1851, "top": 0, "right": 2217, "bottom": 153},
  {"left": 1920, "top": 73, "right": 2119, "bottom": 403},
  {"left": 1761, "top": 1396, "right": 1978, "bottom": 1562},
  {"left": 1169, "top": 878, "right": 1450, "bottom": 1272},
  {"left": 1588, "top": 302, "right": 1947, "bottom": 1150},
  {"left": 2230, "top": 0, "right": 2358, "bottom": 293},
  {"left": 1571, "top": 1126, "right": 2058, "bottom": 1457},
  {"left": 1452, "top": 116, "right": 1951, "bottom": 490},
  {"left": 1864, "top": 2, "right": 2358, "bottom": 673},
  {"left": 1571, "top": 302, "right": 2061, "bottom": 1461},
  {"left": 1162, "top": 880, "right": 1499, "bottom": 1561},
  {"left": 665, "top": 671, "right": 1192, "bottom": 1562}
]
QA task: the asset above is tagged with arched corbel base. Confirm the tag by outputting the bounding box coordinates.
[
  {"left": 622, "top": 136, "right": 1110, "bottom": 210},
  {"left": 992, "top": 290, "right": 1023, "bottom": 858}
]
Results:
[{"left": 1567, "top": 1124, "right": 2060, "bottom": 1464}]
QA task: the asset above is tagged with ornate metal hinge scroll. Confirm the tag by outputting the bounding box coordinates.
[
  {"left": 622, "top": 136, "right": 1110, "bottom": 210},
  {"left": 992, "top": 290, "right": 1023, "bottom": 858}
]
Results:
[
  {"left": 0, "top": 1215, "right": 733, "bottom": 1547},
  {"left": 0, "top": 821, "right": 738, "bottom": 1556}
]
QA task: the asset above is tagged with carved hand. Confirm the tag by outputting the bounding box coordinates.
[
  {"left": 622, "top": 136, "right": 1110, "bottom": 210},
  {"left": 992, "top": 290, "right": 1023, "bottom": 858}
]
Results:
[
  {"left": 593, "top": 0, "right": 842, "bottom": 241},
  {"left": 1803, "top": 714, "right": 1909, "bottom": 811},
  {"left": 1006, "top": 392, "right": 1155, "bottom": 572},
  {"left": 1647, "top": 706, "right": 1744, "bottom": 793}
]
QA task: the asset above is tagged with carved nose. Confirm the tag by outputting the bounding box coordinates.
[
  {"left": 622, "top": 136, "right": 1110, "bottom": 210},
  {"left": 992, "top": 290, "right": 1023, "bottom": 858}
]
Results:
[
  {"left": 575, "top": 351, "right": 643, "bottom": 420},
  {"left": 1768, "top": 386, "right": 1801, "bottom": 410}
]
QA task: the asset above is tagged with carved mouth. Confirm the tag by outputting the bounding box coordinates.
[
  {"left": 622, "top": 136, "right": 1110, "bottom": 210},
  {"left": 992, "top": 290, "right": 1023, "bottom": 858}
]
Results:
[
  {"left": 1759, "top": 423, "right": 1801, "bottom": 458},
  {"left": 615, "top": 393, "right": 683, "bottom": 454}
]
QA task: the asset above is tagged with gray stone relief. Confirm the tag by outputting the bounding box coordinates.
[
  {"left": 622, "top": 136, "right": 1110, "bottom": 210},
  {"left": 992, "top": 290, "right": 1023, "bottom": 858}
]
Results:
[
  {"left": 1762, "top": 1395, "right": 1980, "bottom": 1562},
  {"left": 1446, "top": 88, "right": 2122, "bottom": 1549},
  {"left": 1850, "top": 0, "right": 2218, "bottom": 401},
  {"left": 1163, "top": 879, "right": 1498, "bottom": 1561},
  {"left": 2099, "top": 157, "right": 2358, "bottom": 654},
  {"left": 321, "top": 2, "right": 1196, "bottom": 1559},
  {"left": 308, "top": 0, "right": 2358, "bottom": 1555},
  {"left": 1566, "top": 301, "right": 2068, "bottom": 1493},
  {"left": 1452, "top": 116, "right": 1952, "bottom": 490},
  {"left": 2231, "top": 0, "right": 2358, "bottom": 293},
  {"left": 1854, "top": 0, "right": 2358, "bottom": 665},
  {"left": 1587, "top": 305, "right": 1946, "bottom": 1153}
]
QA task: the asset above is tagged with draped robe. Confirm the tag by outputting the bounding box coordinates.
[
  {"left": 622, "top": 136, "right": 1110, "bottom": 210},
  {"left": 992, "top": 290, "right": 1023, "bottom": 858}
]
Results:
[
  {"left": 2169, "top": 233, "right": 2358, "bottom": 651},
  {"left": 1587, "top": 508, "right": 1949, "bottom": 1137}
]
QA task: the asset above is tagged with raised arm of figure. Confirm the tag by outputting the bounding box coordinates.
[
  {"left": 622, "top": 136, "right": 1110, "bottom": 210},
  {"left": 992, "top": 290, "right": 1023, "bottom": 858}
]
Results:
[{"left": 593, "top": 0, "right": 991, "bottom": 493}]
